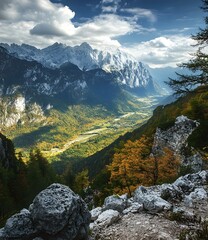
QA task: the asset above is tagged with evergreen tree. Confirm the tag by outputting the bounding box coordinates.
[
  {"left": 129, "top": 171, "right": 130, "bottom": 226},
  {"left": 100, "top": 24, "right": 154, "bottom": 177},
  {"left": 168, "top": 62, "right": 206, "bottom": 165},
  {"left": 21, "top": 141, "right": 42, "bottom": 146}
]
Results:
[
  {"left": 73, "top": 169, "right": 89, "bottom": 195},
  {"left": 27, "top": 149, "right": 56, "bottom": 200},
  {"left": 167, "top": 0, "right": 208, "bottom": 95}
]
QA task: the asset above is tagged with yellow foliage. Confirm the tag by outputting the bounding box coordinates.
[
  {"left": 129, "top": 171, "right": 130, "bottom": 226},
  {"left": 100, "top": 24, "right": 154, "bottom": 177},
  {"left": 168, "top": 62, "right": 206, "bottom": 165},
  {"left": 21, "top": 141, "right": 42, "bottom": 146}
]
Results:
[{"left": 108, "top": 136, "right": 179, "bottom": 196}]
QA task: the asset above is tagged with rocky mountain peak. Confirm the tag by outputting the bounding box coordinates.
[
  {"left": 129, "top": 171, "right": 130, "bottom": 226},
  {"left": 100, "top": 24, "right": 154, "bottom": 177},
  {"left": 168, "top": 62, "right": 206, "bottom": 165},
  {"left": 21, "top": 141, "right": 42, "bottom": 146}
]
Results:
[
  {"left": 153, "top": 115, "right": 199, "bottom": 154},
  {"left": 79, "top": 42, "right": 93, "bottom": 51},
  {"left": 0, "top": 42, "right": 158, "bottom": 93}
]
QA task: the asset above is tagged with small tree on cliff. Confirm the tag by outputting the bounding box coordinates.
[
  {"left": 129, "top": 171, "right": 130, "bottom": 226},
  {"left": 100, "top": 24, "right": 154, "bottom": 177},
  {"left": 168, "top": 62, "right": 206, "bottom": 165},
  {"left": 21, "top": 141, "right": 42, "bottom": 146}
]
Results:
[{"left": 167, "top": 0, "right": 208, "bottom": 95}]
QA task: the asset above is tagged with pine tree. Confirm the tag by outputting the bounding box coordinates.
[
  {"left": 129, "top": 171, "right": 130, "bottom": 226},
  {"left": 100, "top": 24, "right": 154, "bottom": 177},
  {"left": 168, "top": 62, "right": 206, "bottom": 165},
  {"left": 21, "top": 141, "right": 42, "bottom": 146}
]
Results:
[{"left": 167, "top": 0, "right": 208, "bottom": 95}]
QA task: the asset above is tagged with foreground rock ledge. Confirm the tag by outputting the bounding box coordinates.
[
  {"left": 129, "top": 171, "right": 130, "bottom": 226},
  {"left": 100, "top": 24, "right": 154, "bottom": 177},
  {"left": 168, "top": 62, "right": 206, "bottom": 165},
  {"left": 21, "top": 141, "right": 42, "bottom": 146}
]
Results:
[
  {"left": 0, "top": 183, "right": 91, "bottom": 240},
  {"left": 90, "top": 170, "right": 208, "bottom": 239}
]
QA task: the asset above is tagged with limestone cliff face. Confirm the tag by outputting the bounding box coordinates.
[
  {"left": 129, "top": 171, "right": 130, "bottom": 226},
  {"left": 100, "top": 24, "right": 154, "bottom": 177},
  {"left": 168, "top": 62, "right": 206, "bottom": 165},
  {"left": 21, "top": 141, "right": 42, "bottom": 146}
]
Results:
[
  {"left": 152, "top": 115, "right": 203, "bottom": 172},
  {"left": 0, "top": 95, "right": 45, "bottom": 129}
]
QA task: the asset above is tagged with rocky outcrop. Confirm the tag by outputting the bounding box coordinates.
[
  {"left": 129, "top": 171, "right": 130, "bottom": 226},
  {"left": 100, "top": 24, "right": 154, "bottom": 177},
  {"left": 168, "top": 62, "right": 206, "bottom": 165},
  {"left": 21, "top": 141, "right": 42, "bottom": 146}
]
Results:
[
  {"left": 0, "top": 184, "right": 91, "bottom": 240},
  {"left": 103, "top": 194, "right": 127, "bottom": 213},
  {"left": 90, "top": 170, "right": 208, "bottom": 239},
  {"left": 133, "top": 186, "right": 172, "bottom": 213},
  {"left": 152, "top": 115, "right": 203, "bottom": 172},
  {"left": 0, "top": 95, "right": 45, "bottom": 129}
]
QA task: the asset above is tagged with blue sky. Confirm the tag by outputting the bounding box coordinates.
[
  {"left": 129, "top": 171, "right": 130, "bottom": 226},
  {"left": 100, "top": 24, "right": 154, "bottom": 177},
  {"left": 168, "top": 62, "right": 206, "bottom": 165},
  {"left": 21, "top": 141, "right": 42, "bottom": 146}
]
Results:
[{"left": 0, "top": 0, "right": 204, "bottom": 68}]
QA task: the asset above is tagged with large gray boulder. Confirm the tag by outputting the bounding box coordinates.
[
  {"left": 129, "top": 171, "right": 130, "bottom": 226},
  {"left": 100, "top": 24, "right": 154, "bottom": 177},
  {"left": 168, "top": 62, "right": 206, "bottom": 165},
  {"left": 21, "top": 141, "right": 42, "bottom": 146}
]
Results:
[
  {"left": 90, "top": 207, "right": 102, "bottom": 221},
  {"left": 2, "top": 209, "right": 37, "bottom": 238},
  {"left": 184, "top": 187, "right": 208, "bottom": 207},
  {"left": 134, "top": 186, "right": 172, "bottom": 213},
  {"left": 0, "top": 183, "right": 91, "bottom": 240},
  {"left": 173, "top": 170, "right": 208, "bottom": 194},
  {"left": 103, "top": 194, "right": 127, "bottom": 212},
  {"left": 95, "top": 209, "right": 120, "bottom": 227},
  {"left": 160, "top": 183, "right": 182, "bottom": 202}
]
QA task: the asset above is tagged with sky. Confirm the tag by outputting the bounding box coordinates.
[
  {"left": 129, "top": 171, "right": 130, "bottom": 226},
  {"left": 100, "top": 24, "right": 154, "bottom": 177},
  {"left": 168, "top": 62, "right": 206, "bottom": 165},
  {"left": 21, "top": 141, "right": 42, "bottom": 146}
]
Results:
[{"left": 0, "top": 0, "right": 204, "bottom": 68}]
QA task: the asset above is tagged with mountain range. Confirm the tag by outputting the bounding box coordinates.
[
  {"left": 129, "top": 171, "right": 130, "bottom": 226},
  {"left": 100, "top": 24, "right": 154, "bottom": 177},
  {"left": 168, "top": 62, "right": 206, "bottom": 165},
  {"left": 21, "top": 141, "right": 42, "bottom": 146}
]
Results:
[
  {"left": 0, "top": 42, "right": 157, "bottom": 91},
  {"left": 0, "top": 42, "right": 164, "bottom": 130}
]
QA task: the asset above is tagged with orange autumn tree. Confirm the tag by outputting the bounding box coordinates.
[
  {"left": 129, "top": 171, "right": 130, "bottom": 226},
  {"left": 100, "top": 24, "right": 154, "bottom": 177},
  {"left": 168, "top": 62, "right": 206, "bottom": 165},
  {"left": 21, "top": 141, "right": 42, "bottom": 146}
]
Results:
[
  {"left": 148, "top": 147, "right": 180, "bottom": 185},
  {"left": 107, "top": 136, "right": 152, "bottom": 196},
  {"left": 108, "top": 136, "right": 180, "bottom": 196}
]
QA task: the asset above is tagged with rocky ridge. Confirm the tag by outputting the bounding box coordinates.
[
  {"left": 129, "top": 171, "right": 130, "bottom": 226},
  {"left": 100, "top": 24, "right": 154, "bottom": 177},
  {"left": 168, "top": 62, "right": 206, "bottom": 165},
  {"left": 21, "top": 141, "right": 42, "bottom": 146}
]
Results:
[
  {"left": 152, "top": 115, "right": 203, "bottom": 172},
  {"left": 90, "top": 170, "right": 208, "bottom": 240},
  {"left": 0, "top": 42, "right": 156, "bottom": 91},
  {"left": 1, "top": 171, "right": 207, "bottom": 240}
]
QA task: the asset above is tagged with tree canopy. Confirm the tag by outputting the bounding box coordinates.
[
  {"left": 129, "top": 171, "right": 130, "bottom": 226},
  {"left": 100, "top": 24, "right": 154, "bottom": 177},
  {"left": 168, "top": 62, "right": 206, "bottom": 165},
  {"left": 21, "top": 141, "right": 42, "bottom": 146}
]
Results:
[
  {"left": 167, "top": 0, "right": 208, "bottom": 95},
  {"left": 107, "top": 136, "right": 179, "bottom": 196}
]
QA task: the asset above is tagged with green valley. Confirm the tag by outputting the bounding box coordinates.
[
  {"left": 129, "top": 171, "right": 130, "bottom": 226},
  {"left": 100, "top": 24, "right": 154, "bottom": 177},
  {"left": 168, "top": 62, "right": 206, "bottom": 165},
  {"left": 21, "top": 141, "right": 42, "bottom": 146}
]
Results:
[{"left": 3, "top": 96, "right": 162, "bottom": 164}]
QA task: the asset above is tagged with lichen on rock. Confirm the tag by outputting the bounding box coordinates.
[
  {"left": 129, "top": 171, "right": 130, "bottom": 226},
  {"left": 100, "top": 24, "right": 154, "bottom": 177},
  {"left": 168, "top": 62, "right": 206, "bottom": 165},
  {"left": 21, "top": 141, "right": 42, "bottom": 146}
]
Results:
[{"left": 0, "top": 183, "right": 91, "bottom": 240}]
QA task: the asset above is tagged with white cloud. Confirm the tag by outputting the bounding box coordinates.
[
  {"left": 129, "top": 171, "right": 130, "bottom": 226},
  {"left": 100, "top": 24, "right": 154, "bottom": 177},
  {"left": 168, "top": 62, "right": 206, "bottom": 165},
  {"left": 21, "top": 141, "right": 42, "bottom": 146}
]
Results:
[
  {"left": 123, "top": 36, "right": 197, "bottom": 68},
  {"left": 0, "top": 0, "right": 197, "bottom": 70},
  {"left": 102, "top": 5, "right": 118, "bottom": 13},
  {"left": 0, "top": 0, "right": 76, "bottom": 45},
  {"left": 100, "top": 0, "right": 121, "bottom": 13},
  {"left": 120, "top": 8, "right": 156, "bottom": 23},
  {"left": 0, "top": 0, "right": 137, "bottom": 49},
  {"left": 102, "top": 0, "right": 114, "bottom": 3}
]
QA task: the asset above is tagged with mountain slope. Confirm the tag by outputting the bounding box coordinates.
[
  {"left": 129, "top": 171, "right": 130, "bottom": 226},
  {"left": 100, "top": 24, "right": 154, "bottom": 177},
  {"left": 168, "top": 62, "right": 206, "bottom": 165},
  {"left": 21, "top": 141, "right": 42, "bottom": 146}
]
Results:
[
  {"left": 0, "top": 46, "right": 141, "bottom": 123},
  {"left": 0, "top": 42, "right": 159, "bottom": 96},
  {"left": 74, "top": 86, "right": 208, "bottom": 182},
  {"left": 1, "top": 46, "right": 159, "bottom": 155}
]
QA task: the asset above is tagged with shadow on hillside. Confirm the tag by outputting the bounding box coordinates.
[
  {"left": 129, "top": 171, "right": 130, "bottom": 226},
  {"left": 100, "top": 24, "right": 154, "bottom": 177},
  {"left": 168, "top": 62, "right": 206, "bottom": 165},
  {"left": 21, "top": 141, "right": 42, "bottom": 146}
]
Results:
[{"left": 13, "top": 125, "right": 54, "bottom": 148}]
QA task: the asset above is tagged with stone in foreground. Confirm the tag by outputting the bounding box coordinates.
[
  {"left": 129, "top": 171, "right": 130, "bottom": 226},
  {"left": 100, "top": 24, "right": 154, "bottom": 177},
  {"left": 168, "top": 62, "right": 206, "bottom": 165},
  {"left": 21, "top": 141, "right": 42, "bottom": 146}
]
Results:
[{"left": 0, "top": 183, "right": 91, "bottom": 240}]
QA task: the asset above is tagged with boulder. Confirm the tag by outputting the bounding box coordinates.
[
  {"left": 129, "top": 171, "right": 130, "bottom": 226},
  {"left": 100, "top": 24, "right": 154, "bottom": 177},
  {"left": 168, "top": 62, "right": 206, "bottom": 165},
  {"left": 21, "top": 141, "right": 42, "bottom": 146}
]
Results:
[
  {"left": 103, "top": 195, "right": 127, "bottom": 212},
  {"left": 0, "top": 183, "right": 91, "bottom": 240},
  {"left": 0, "top": 209, "right": 37, "bottom": 238},
  {"left": 123, "top": 202, "right": 143, "bottom": 214},
  {"left": 30, "top": 183, "right": 90, "bottom": 239},
  {"left": 160, "top": 183, "right": 182, "bottom": 202},
  {"left": 184, "top": 187, "right": 208, "bottom": 207},
  {"left": 134, "top": 186, "right": 172, "bottom": 213},
  {"left": 90, "top": 207, "right": 102, "bottom": 221},
  {"left": 95, "top": 209, "right": 120, "bottom": 227},
  {"left": 174, "top": 171, "right": 208, "bottom": 194}
]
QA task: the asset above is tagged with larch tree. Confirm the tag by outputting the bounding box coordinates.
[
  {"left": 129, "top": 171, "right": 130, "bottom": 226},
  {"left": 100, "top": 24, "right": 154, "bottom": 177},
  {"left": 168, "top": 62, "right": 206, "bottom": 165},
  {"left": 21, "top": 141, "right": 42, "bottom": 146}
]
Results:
[
  {"left": 108, "top": 137, "right": 180, "bottom": 196},
  {"left": 167, "top": 0, "right": 208, "bottom": 95},
  {"left": 148, "top": 148, "right": 180, "bottom": 185},
  {"left": 107, "top": 136, "right": 152, "bottom": 196}
]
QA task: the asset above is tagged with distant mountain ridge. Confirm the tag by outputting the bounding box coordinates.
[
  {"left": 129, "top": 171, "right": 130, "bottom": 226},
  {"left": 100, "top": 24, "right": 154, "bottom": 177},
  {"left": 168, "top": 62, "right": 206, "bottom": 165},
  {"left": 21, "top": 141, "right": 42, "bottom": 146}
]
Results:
[
  {"left": 0, "top": 45, "right": 152, "bottom": 129},
  {"left": 0, "top": 42, "right": 158, "bottom": 93}
]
